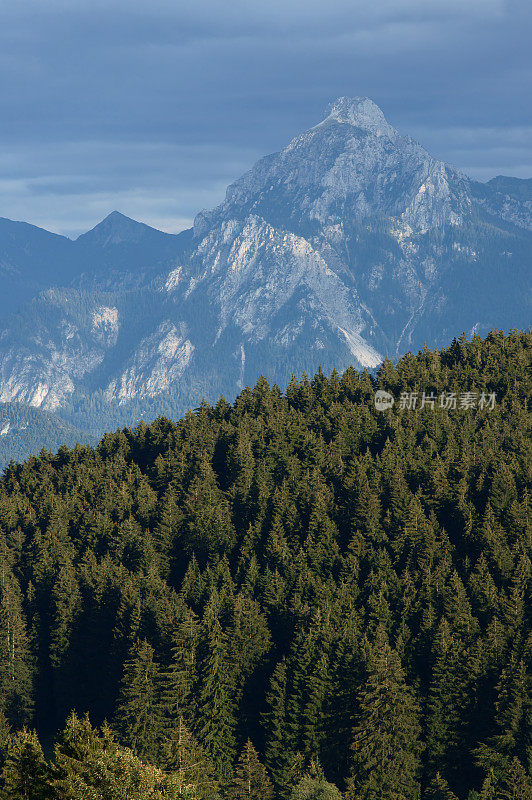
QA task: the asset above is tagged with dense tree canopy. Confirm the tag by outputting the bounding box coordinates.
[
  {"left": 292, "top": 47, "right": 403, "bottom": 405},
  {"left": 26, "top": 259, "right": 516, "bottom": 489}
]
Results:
[{"left": 0, "top": 329, "right": 530, "bottom": 799}]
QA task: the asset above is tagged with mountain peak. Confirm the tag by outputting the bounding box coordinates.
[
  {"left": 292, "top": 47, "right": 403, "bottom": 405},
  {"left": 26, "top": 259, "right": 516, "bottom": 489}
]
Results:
[
  {"left": 77, "top": 211, "right": 163, "bottom": 246},
  {"left": 324, "top": 96, "right": 395, "bottom": 137},
  {"left": 91, "top": 210, "right": 136, "bottom": 231},
  {"left": 103, "top": 210, "right": 129, "bottom": 223}
]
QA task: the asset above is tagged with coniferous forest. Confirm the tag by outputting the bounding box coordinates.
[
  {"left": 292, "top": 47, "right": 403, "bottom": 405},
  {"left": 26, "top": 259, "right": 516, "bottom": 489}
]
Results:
[{"left": 0, "top": 329, "right": 530, "bottom": 800}]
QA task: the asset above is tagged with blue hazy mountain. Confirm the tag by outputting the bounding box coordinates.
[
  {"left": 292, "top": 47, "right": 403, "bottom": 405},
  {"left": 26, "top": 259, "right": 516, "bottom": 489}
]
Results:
[
  {"left": 0, "top": 97, "right": 529, "bottom": 454},
  {"left": 0, "top": 211, "right": 192, "bottom": 318},
  {"left": 0, "top": 218, "right": 75, "bottom": 318}
]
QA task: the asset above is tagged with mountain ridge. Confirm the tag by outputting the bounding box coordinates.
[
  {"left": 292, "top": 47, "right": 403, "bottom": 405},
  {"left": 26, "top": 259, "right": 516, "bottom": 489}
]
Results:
[{"left": 0, "top": 97, "right": 529, "bottom": 452}]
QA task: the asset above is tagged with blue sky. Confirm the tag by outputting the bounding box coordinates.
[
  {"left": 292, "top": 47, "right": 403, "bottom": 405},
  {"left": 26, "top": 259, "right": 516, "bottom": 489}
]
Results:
[{"left": 0, "top": 0, "right": 530, "bottom": 237}]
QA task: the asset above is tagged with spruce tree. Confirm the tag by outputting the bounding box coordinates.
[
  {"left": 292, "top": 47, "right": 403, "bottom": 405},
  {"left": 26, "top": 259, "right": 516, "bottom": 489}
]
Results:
[
  {"left": 475, "top": 659, "right": 530, "bottom": 782},
  {"left": 1, "top": 728, "right": 50, "bottom": 800},
  {"left": 160, "top": 603, "right": 200, "bottom": 727},
  {"left": 114, "top": 639, "right": 163, "bottom": 763},
  {"left": 0, "top": 711, "right": 10, "bottom": 776},
  {"left": 227, "top": 739, "right": 274, "bottom": 800},
  {"left": 161, "top": 715, "right": 218, "bottom": 799},
  {"left": 51, "top": 711, "right": 109, "bottom": 798},
  {"left": 290, "top": 774, "right": 343, "bottom": 800},
  {"left": 0, "top": 573, "right": 33, "bottom": 727},
  {"left": 425, "top": 773, "right": 459, "bottom": 800},
  {"left": 425, "top": 618, "right": 468, "bottom": 783},
  {"left": 195, "top": 613, "right": 236, "bottom": 778},
  {"left": 497, "top": 757, "right": 532, "bottom": 800},
  {"left": 347, "top": 627, "right": 422, "bottom": 800},
  {"left": 263, "top": 658, "right": 292, "bottom": 791}
]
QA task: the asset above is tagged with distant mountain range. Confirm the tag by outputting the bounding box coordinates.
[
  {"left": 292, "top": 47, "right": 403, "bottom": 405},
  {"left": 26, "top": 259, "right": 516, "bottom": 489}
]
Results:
[{"left": 0, "top": 96, "right": 530, "bottom": 464}]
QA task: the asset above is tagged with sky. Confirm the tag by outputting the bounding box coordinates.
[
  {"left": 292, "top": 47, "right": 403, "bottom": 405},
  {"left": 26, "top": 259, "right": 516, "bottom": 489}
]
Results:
[{"left": 0, "top": 0, "right": 530, "bottom": 238}]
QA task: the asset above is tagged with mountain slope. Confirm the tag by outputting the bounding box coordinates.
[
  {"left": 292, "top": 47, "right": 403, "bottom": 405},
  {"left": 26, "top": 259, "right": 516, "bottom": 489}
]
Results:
[
  {"left": 471, "top": 175, "right": 532, "bottom": 230},
  {"left": 0, "top": 400, "right": 95, "bottom": 469},
  {"left": 0, "top": 97, "right": 529, "bottom": 442},
  {"left": 0, "top": 212, "right": 193, "bottom": 320},
  {"left": 0, "top": 330, "right": 530, "bottom": 798},
  {"left": 0, "top": 218, "right": 75, "bottom": 318},
  {"left": 74, "top": 211, "right": 193, "bottom": 289}
]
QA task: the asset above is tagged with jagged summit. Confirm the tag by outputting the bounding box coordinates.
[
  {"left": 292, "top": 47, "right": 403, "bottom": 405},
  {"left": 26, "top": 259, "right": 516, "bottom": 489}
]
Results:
[{"left": 323, "top": 96, "right": 396, "bottom": 137}]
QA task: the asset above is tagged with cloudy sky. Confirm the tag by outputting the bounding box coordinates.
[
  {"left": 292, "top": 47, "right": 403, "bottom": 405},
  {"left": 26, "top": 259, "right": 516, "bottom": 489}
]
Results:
[{"left": 0, "top": 0, "right": 530, "bottom": 237}]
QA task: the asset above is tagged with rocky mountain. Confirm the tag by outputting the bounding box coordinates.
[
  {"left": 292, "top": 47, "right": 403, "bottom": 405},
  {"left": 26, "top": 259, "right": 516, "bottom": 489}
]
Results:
[{"left": 0, "top": 96, "right": 530, "bottom": 449}]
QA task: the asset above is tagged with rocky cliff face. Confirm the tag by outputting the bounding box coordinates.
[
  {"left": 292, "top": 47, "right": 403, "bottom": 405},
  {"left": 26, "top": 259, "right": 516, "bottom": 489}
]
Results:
[{"left": 0, "top": 97, "right": 529, "bottom": 436}]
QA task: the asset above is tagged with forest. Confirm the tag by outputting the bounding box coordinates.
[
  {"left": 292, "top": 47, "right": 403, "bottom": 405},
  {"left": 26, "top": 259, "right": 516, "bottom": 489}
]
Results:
[{"left": 0, "top": 329, "right": 530, "bottom": 799}]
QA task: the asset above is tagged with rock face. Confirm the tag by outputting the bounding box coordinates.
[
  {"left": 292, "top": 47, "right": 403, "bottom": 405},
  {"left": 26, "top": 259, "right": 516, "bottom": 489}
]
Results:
[{"left": 0, "top": 97, "right": 530, "bottom": 437}]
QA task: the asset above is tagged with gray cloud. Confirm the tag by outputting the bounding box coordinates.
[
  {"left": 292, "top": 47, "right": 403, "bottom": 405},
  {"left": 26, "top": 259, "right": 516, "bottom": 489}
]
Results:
[{"left": 0, "top": 0, "right": 530, "bottom": 235}]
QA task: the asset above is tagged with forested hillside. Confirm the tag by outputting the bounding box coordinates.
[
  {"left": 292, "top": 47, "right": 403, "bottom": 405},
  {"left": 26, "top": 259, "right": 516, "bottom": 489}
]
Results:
[
  {"left": 0, "top": 402, "right": 95, "bottom": 470},
  {"left": 0, "top": 330, "right": 530, "bottom": 799}
]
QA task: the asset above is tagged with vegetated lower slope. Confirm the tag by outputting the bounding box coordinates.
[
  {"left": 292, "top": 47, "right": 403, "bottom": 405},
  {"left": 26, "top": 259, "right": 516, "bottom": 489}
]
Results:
[
  {"left": 0, "top": 329, "right": 530, "bottom": 800},
  {"left": 0, "top": 402, "right": 95, "bottom": 470}
]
